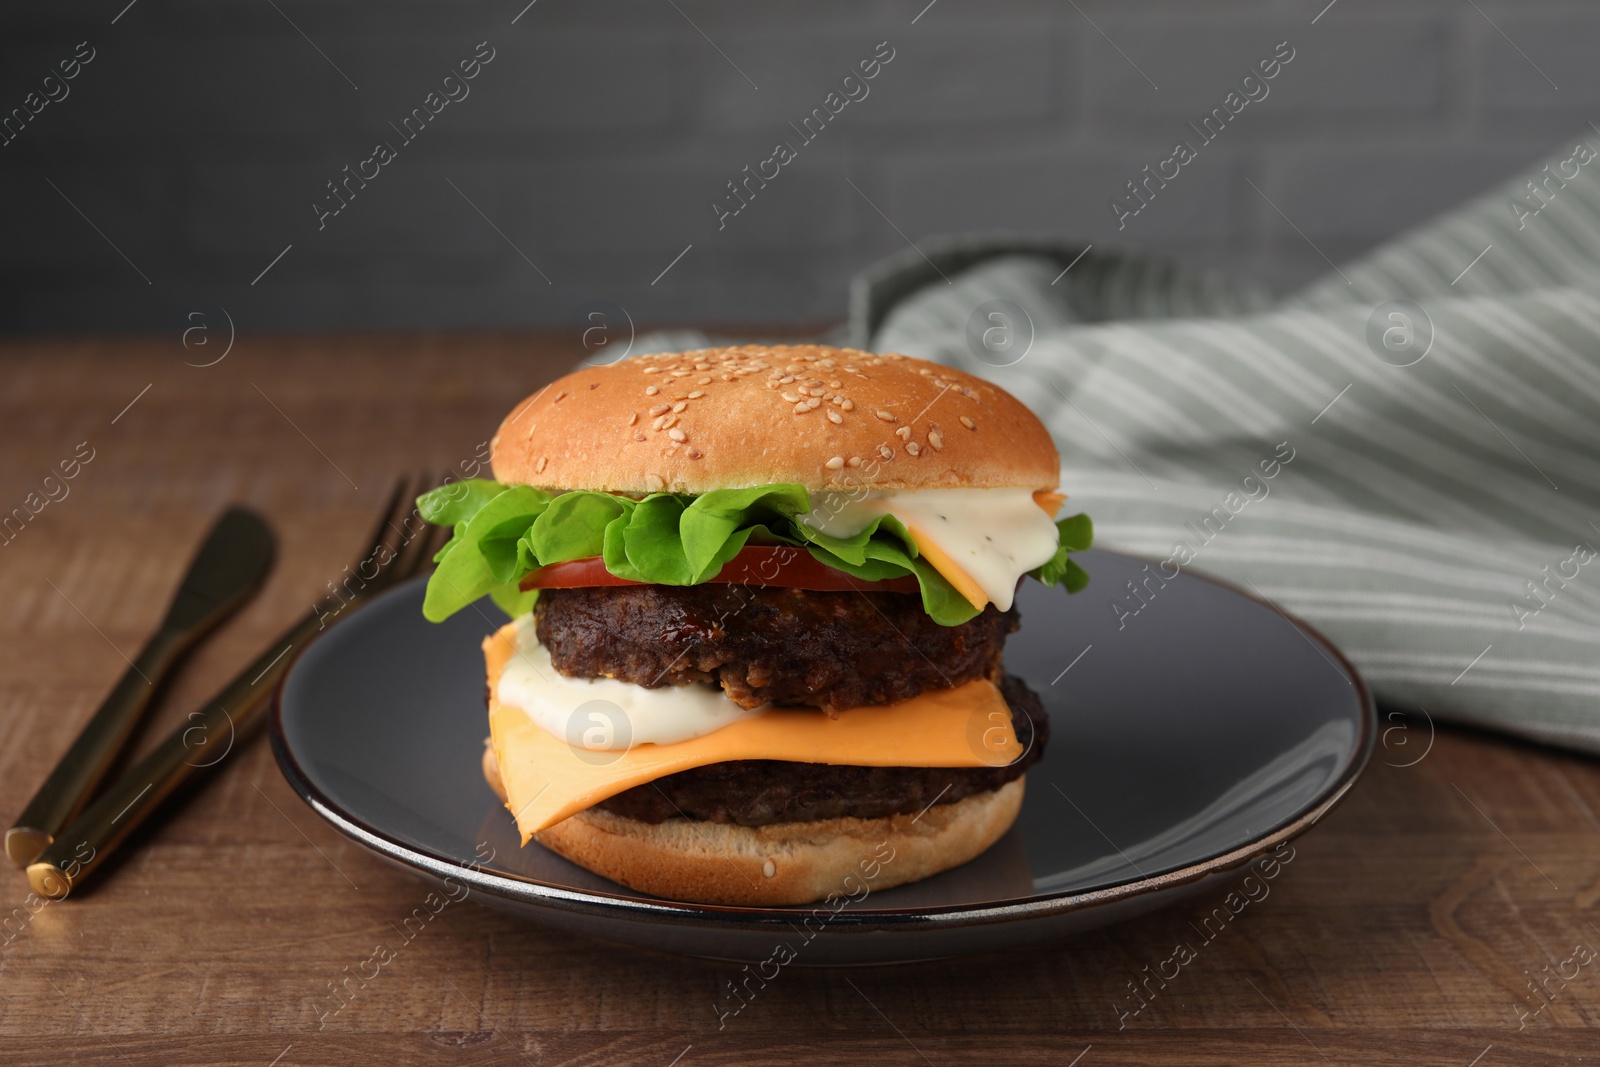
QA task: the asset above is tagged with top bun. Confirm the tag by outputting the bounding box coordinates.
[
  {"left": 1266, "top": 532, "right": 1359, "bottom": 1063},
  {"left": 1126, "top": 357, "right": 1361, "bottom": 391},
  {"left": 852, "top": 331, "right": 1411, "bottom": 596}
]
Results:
[{"left": 490, "top": 345, "right": 1060, "bottom": 495}]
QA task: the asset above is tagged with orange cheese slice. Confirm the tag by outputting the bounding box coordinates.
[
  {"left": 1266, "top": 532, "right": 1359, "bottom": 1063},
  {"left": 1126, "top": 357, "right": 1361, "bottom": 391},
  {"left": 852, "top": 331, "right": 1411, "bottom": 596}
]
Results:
[
  {"left": 901, "top": 518, "right": 991, "bottom": 612},
  {"left": 483, "top": 622, "right": 1021, "bottom": 840}
]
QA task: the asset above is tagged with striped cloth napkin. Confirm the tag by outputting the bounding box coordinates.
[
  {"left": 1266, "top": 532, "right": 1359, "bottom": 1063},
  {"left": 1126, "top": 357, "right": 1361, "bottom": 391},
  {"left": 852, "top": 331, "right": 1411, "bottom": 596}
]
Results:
[{"left": 852, "top": 132, "right": 1600, "bottom": 756}]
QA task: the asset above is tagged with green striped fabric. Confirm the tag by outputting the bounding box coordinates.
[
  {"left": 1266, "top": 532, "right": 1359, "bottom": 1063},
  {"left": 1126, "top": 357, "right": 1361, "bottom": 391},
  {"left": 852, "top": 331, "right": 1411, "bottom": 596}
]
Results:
[{"left": 860, "top": 133, "right": 1600, "bottom": 755}]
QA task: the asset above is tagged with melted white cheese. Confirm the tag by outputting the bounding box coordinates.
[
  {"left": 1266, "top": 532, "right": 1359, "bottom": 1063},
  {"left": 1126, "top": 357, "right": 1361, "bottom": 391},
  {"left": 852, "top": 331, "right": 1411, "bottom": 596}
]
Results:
[
  {"left": 800, "top": 486, "right": 1060, "bottom": 611},
  {"left": 497, "top": 614, "right": 763, "bottom": 750}
]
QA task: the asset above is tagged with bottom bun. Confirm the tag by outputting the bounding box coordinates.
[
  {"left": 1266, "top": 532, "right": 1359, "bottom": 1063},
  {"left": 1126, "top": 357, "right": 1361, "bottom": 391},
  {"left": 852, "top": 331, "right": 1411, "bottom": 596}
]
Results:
[{"left": 482, "top": 741, "right": 1023, "bottom": 906}]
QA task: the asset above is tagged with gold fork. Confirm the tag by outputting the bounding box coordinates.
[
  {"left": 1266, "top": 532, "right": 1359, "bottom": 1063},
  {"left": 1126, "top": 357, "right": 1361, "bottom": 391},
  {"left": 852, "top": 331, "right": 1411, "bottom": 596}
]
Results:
[{"left": 25, "top": 475, "right": 450, "bottom": 899}]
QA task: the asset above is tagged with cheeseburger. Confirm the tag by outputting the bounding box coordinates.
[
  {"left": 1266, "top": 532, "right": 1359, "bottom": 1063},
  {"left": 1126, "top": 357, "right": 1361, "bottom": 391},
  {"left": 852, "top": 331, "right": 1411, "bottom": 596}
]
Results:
[{"left": 416, "top": 345, "right": 1090, "bottom": 906}]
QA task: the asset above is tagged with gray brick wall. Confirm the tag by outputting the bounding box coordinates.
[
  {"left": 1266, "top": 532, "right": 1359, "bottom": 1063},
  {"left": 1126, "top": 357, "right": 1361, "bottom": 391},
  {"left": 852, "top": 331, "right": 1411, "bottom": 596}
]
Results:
[{"left": 0, "top": 0, "right": 1587, "bottom": 336}]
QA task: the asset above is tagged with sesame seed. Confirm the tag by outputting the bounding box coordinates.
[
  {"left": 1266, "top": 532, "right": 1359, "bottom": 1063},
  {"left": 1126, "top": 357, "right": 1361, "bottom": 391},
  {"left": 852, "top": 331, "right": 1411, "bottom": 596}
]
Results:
[
  {"left": 646, "top": 473, "right": 665, "bottom": 491},
  {"left": 668, "top": 427, "right": 687, "bottom": 442},
  {"left": 895, "top": 426, "right": 911, "bottom": 440},
  {"left": 878, "top": 444, "right": 894, "bottom": 460},
  {"left": 919, "top": 368, "right": 933, "bottom": 376},
  {"left": 828, "top": 380, "right": 842, "bottom": 388},
  {"left": 672, "top": 401, "right": 687, "bottom": 413},
  {"left": 645, "top": 385, "right": 660, "bottom": 396},
  {"left": 694, "top": 362, "right": 711, "bottom": 370},
  {"left": 906, "top": 442, "right": 921, "bottom": 456},
  {"left": 662, "top": 415, "right": 679, "bottom": 429},
  {"left": 536, "top": 455, "right": 548, "bottom": 472},
  {"left": 825, "top": 456, "right": 845, "bottom": 470},
  {"left": 961, "top": 416, "right": 977, "bottom": 430},
  {"left": 781, "top": 392, "right": 800, "bottom": 403},
  {"left": 670, "top": 370, "right": 690, "bottom": 377},
  {"left": 779, "top": 375, "right": 795, "bottom": 384},
  {"left": 628, "top": 411, "right": 638, "bottom": 425},
  {"left": 643, "top": 366, "right": 661, "bottom": 374},
  {"left": 687, "top": 390, "right": 706, "bottom": 399},
  {"left": 847, "top": 456, "right": 862, "bottom": 468},
  {"left": 827, "top": 410, "right": 843, "bottom": 424},
  {"left": 687, "top": 449, "right": 703, "bottom": 459},
  {"left": 806, "top": 398, "right": 821, "bottom": 410},
  {"left": 649, "top": 403, "right": 670, "bottom": 416},
  {"left": 634, "top": 432, "right": 646, "bottom": 442},
  {"left": 698, "top": 377, "right": 712, "bottom": 385},
  {"left": 793, "top": 402, "right": 809, "bottom": 414},
  {"left": 875, "top": 410, "right": 896, "bottom": 422},
  {"left": 928, "top": 431, "right": 943, "bottom": 449},
  {"left": 841, "top": 399, "right": 855, "bottom": 412},
  {"left": 553, "top": 391, "right": 568, "bottom": 402}
]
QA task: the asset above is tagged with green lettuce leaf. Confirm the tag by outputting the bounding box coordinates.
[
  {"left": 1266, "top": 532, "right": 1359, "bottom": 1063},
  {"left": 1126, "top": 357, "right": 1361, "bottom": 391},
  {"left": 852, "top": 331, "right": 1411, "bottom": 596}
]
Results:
[
  {"left": 525, "top": 491, "right": 630, "bottom": 564},
  {"left": 1030, "top": 513, "right": 1094, "bottom": 593},
  {"left": 793, "top": 512, "right": 981, "bottom": 624},
  {"left": 1056, "top": 512, "right": 1094, "bottom": 552},
  {"left": 415, "top": 481, "right": 1091, "bottom": 626},
  {"left": 680, "top": 484, "right": 810, "bottom": 576},
  {"left": 417, "top": 478, "right": 510, "bottom": 566},
  {"left": 792, "top": 507, "right": 917, "bottom": 566},
  {"left": 619, "top": 494, "right": 699, "bottom": 585},
  {"left": 417, "top": 478, "right": 507, "bottom": 526},
  {"left": 420, "top": 485, "right": 551, "bottom": 622}
]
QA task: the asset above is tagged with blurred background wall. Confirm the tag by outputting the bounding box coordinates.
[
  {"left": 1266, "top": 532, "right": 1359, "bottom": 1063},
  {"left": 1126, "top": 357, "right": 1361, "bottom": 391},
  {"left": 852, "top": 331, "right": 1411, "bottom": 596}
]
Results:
[{"left": 0, "top": 0, "right": 1591, "bottom": 336}]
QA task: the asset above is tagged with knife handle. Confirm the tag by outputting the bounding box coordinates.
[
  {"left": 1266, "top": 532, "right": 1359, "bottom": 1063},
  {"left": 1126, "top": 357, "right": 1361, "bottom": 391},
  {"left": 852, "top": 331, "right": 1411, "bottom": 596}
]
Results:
[{"left": 4, "top": 630, "right": 186, "bottom": 867}]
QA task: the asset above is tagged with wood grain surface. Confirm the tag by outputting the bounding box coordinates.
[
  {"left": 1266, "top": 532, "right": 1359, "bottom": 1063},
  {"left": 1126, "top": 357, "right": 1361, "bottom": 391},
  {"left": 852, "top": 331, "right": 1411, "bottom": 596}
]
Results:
[{"left": 1, "top": 335, "right": 1598, "bottom": 1066}]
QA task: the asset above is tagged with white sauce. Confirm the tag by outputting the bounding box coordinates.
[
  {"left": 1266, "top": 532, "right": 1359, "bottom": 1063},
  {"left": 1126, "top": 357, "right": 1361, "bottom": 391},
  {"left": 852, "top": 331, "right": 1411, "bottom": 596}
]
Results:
[
  {"left": 800, "top": 486, "right": 1061, "bottom": 611},
  {"left": 497, "top": 614, "right": 763, "bottom": 749}
]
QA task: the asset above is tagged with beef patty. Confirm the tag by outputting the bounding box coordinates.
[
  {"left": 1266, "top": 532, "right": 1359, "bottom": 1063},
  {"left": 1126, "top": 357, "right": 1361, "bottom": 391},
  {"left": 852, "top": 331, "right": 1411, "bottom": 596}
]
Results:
[
  {"left": 535, "top": 584, "right": 1019, "bottom": 712},
  {"left": 595, "top": 674, "right": 1049, "bottom": 826}
]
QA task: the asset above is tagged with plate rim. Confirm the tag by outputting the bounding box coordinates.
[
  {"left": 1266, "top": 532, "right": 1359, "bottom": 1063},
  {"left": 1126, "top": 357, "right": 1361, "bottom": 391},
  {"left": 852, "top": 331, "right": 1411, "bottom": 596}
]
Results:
[{"left": 270, "top": 553, "right": 1376, "bottom": 933}]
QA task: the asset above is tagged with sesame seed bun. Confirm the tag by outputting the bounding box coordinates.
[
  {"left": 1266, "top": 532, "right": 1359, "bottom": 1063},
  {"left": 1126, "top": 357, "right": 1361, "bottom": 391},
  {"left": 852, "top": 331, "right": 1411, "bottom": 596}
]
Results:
[
  {"left": 490, "top": 345, "right": 1059, "bottom": 495},
  {"left": 483, "top": 740, "right": 1024, "bottom": 907}
]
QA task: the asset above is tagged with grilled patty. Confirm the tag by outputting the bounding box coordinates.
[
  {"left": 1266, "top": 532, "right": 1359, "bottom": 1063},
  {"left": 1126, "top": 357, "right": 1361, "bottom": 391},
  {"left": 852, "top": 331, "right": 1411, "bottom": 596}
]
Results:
[
  {"left": 535, "top": 583, "right": 1019, "bottom": 712},
  {"left": 595, "top": 674, "right": 1048, "bottom": 826}
]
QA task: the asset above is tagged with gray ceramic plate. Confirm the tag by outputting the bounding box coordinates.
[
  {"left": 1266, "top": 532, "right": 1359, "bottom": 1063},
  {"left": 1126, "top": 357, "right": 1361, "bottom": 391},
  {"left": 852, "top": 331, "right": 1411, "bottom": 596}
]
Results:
[{"left": 271, "top": 549, "right": 1373, "bottom": 964}]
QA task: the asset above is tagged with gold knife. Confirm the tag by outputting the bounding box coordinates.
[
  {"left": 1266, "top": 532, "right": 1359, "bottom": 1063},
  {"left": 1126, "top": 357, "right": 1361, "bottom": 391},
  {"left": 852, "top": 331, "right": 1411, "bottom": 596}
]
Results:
[{"left": 5, "top": 507, "right": 274, "bottom": 867}]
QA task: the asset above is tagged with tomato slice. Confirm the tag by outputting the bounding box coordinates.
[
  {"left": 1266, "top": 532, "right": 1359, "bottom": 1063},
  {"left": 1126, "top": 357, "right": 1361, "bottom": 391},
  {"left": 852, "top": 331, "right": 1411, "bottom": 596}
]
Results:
[{"left": 519, "top": 544, "right": 922, "bottom": 593}]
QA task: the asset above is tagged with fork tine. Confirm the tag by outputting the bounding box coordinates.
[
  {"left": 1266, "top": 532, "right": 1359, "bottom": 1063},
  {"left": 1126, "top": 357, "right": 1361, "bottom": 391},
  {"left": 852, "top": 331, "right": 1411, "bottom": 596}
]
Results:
[
  {"left": 388, "top": 472, "right": 443, "bottom": 583},
  {"left": 364, "top": 476, "right": 410, "bottom": 568}
]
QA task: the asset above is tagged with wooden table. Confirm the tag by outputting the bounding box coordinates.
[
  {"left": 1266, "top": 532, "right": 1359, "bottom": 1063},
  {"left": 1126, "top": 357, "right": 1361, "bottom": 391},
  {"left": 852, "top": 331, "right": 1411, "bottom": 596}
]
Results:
[{"left": 1, "top": 335, "right": 1596, "bottom": 1066}]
